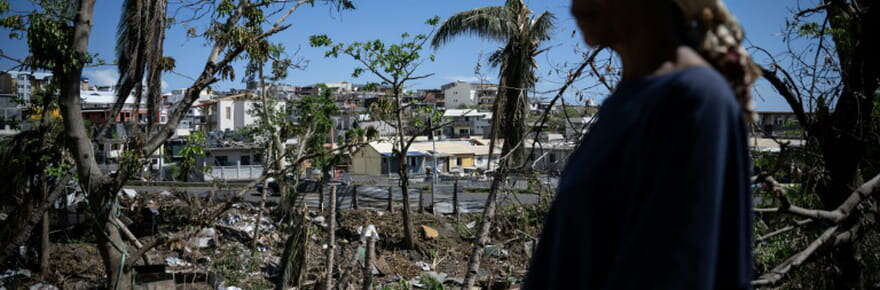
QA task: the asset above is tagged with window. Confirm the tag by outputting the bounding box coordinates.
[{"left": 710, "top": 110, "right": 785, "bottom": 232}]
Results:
[
  {"left": 225, "top": 107, "right": 232, "bottom": 120},
  {"left": 215, "top": 156, "right": 229, "bottom": 166},
  {"left": 456, "top": 157, "right": 462, "bottom": 166},
  {"left": 241, "top": 155, "right": 251, "bottom": 166}
]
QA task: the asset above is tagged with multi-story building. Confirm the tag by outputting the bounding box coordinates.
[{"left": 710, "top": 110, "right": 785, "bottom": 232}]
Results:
[
  {"left": 441, "top": 81, "right": 498, "bottom": 109},
  {"left": 201, "top": 94, "right": 260, "bottom": 132},
  {"left": 442, "top": 109, "right": 493, "bottom": 138},
  {"left": 0, "top": 71, "right": 53, "bottom": 135}
]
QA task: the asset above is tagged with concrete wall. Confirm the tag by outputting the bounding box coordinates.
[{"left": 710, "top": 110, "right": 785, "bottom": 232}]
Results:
[
  {"left": 443, "top": 82, "right": 476, "bottom": 108},
  {"left": 215, "top": 99, "right": 234, "bottom": 131},
  {"left": 351, "top": 146, "right": 383, "bottom": 176}
]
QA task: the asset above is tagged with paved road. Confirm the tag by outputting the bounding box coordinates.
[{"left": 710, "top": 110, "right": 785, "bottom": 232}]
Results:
[{"left": 127, "top": 183, "right": 542, "bottom": 213}]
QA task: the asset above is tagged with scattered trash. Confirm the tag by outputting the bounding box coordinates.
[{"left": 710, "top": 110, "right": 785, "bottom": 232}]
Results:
[
  {"left": 376, "top": 211, "right": 384, "bottom": 217},
  {"left": 159, "top": 190, "right": 172, "bottom": 197},
  {"left": 0, "top": 269, "right": 31, "bottom": 280},
  {"left": 466, "top": 221, "right": 477, "bottom": 229},
  {"left": 28, "top": 283, "right": 58, "bottom": 290},
  {"left": 523, "top": 241, "right": 535, "bottom": 259},
  {"left": 0, "top": 213, "right": 7, "bottom": 221},
  {"left": 120, "top": 188, "right": 138, "bottom": 199},
  {"left": 219, "top": 286, "right": 243, "bottom": 290},
  {"left": 165, "top": 256, "right": 191, "bottom": 267},
  {"left": 421, "top": 225, "right": 439, "bottom": 239},
  {"left": 415, "top": 261, "right": 432, "bottom": 271},
  {"left": 311, "top": 216, "right": 327, "bottom": 227},
  {"left": 357, "top": 224, "right": 380, "bottom": 241},
  {"left": 484, "top": 245, "right": 509, "bottom": 258}
]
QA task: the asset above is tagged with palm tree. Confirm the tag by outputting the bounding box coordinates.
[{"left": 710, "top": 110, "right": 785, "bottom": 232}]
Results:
[
  {"left": 431, "top": 0, "right": 554, "bottom": 167},
  {"left": 431, "top": 1, "right": 554, "bottom": 288}
]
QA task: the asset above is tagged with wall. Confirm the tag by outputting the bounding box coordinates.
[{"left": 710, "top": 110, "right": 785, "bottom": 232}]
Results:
[
  {"left": 443, "top": 82, "right": 476, "bottom": 108},
  {"left": 350, "top": 146, "right": 383, "bottom": 176},
  {"left": 215, "top": 99, "right": 234, "bottom": 131}
]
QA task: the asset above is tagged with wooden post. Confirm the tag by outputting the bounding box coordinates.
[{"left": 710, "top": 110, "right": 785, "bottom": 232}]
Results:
[
  {"left": 325, "top": 185, "right": 337, "bottom": 290},
  {"left": 453, "top": 179, "right": 460, "bottom": 218},
  {"left": 387, "top": 186, "right": 394, "bottom": 213},
  {"left": 352, "top": 185, "right": 359, "bottom": 210},
  {"left": 362, "top": 235, "right": 375, "bottom": 290}
]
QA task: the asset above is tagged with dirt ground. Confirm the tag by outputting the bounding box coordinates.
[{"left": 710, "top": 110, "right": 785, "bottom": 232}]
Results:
[{"left": 1, "top": 190, "right": 547, "bottom": 290}]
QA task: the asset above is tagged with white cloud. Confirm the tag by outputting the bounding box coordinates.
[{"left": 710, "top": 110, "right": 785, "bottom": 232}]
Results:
[
  {"left": 84, "top": 69, "right": 169, "bottom": 92},
  {"left": 84, "top": 69, "right": 118, "bottom": 86}
]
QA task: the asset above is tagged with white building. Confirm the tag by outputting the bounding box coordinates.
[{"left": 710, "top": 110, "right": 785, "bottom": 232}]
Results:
[
  {"left": 442, "top": 109, "right": 493, "bottom": 138},
  {"left": 441, "top": 81, "right": 497, "bottom": 109},
  {"left": 201, "top": 94, "right": 275, "bottom": 132},
  {"left": 167, "top": 88, "right": 214, "bottom": 104}
]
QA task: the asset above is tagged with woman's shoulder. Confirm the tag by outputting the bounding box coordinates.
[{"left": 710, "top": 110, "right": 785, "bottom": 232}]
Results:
[{"left": 664, "top": 66, "right": 740, "bottom": 113}]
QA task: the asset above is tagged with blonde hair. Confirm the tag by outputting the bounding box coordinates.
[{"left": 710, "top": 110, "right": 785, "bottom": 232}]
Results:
[{"left": 673, "top": 0, "right": 761, "bottom": 122}]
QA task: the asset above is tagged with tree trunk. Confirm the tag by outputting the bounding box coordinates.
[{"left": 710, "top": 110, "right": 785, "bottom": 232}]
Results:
[
  {"left": 352, "top": 185, "right": 359, "bottom": 210},
  {"left": 324, "top": 185, "right": 337, "bottom": 290},
  {"left": 252, "top": 178, "right": 269, "bottom": 252},
  {"left": 398, "top": 154, "right": 416, "bottom": 250},
  {"left": 462, "top": 143, "right": 512, "bottom": 289},
  {"left": 57, "top": 1, "right": 136, "bottom": 288},
  {"left": 387, "top": 186, "right": 394, "bottom": 213},
  {"left": 362, "top": 235, "right": 375, "bottom": 290},
  {"left": 277, "top": 204, "right": 310, "bottom": 290},
  {"left": 39, "top": 174, "right": 51, "bottom": 276},
  {"left": 453, "top": 179, "right": 460, "bottom": 219},
  {"left": 0, "top": 179, "right": 66, "bottom": 266},
  {"left": 319, "top": 177, "right": 326, "bottom": 212}
]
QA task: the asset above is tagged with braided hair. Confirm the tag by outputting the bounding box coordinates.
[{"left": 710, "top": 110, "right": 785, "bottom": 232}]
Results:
[{"left": 673, "top": 0, "right": 761, "bottom": 122}]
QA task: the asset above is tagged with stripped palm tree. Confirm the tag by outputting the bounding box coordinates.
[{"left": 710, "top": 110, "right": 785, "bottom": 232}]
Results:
[
  {"left": 431, "top": 1, "right": 554, "bottom": 288},
  {"left": 432, "top": 0, "right": 553, "bottom": 168}
]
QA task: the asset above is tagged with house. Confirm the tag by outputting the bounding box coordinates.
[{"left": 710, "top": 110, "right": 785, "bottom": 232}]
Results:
[
  {"left": 350, "top": 138, "right": 500, "bottom": 177},
  {"left": 350, "top": 140, "right": 428, "bottom": 177},
  {"left": 442, "top": 109, "right": 493, "bottom": 138},
  {"left": 166, "top": 87, "right": 214, "bottom": 104},
  {"left": 525, "top": 139, "right": 577, "bottom": 174},
  {"left": 199, "top": 145, "right": 265, "bottom": 181},
  {"left": 441, "top": 81, "right": 497, "bottom": 108},
  {"left": 200, "top": 93, "right": 282, "bottom": 132},
  {"left": 564, "top": 116, "right": 595, "bottom": 140},
  {"left": 755, "top": 111, "right": 803, "bottom": 139},
  {"left": 0, "top": 71, "right": 53, "bottom": 135}
]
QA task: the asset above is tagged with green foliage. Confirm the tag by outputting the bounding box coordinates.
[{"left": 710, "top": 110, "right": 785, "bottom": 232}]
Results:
[
  {"left": 419, "top": 273, "right": 445, "bottom": 290},
  {"left": 175, "top": 131, "right": 208, "bottom": 181}
]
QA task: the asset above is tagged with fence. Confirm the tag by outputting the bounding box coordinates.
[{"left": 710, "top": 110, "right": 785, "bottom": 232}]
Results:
[{"left": 204, "top": 165, "right": 265, "bottom": 181}]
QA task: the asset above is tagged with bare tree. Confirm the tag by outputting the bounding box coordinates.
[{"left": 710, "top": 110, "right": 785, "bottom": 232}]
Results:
[{"left": 311, "top": 17, "right": 452, "bottom": 249}]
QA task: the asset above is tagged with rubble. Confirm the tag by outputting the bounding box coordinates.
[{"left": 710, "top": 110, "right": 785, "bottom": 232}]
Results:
[
  {"left": 165, "top": 256, "right": 191, "bottom": 267},
  {"left": 189, "top": 227, "right": 218, "bottom": 249},
  {"left": 0, "top": 269, "right": 31, "bottom": 280},
  {"left": 415, "top": 261, "right": 432, "bottom": 271},
  {"left": 28, "top": 283, "right": 58, "bottom": 290},
  {"left": 421, "top": 225, "right": 439, "bottom": 239},
  {"left": 484, "top": 245, "right": 509, "bottom": 258},
  {"left": 120, "top": 188, "right": 138, "bottom": 199}
]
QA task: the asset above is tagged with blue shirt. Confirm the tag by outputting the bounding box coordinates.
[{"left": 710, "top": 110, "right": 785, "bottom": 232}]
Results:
[{"left": 524, "top": 66, "right": 753, "bottom": 290}]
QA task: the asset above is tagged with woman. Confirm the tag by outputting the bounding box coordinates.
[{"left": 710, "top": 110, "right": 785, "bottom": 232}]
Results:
[{"left": 524, "top": 0, "right": 759, "bottom": 289}]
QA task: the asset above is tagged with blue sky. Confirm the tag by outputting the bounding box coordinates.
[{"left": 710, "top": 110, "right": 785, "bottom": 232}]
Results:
[{"left": 1, "top": 0, "right": 817, "bottom": 111}]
